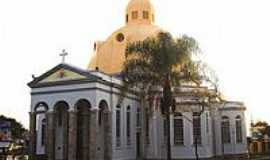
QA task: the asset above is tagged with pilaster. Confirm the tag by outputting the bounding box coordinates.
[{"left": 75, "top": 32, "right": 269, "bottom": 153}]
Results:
[
  {"left": 29, "top": 112, "right": 36, "bottom": 160},
  {"left": 68, "top": 110, "right": 77, "bottom": 160},
  {"left": 46, "top": 111, "right": 55, "bottom": 160},
  {"left": 104, "top": 111, "right": 113, "bottom": 160},
  {"left": 82, "top": 110, "right": 90, "bottom": 160},
  {"left": 89, "top": 108, "right": 98, "bottom": 159},
  {"left": 63, "top": 110, "right": 69, "bottom": 160}
]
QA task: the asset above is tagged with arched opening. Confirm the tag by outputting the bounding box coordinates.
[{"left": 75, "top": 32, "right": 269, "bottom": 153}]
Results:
[
  {"left": 221, "top": 116, "right": 231, "bottom": 144},
  {"left": 75, "top": 99, "right": 91, "bottom": 160},
  {"left": 54, "top": 101, "right": 69, "bottom": 160},
  {"left": 235, "top": 115, "right": 243, "bottom": 143},
  {"left": 34, "top": 102, "right": 49, "bottom": 112},
  {"left": 97, "top": 100, "right": 111, "bottom": 160},
  {"left": 32, "top": 102, "right": 48, "bottom": 157}
]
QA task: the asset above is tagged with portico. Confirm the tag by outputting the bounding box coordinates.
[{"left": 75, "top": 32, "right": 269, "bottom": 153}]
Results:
[{"left": 28, "top": 63, "right": 117, "bottom": 160}]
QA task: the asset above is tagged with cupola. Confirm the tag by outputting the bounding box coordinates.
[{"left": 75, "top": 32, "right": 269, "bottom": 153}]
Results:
[{"left": 125, "top": 0, "right": 155, "bottom": 25}]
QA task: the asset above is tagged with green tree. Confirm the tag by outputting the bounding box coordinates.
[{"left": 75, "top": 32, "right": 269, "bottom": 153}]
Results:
[
  {"left": 122, "top": 32, "right": 202, "bottom": 90},
  {"left": 121, "top": 32, "right": 211, "bottom": 160},
  {"left": 252, "top": 121, "right": 270, "bottom": 138}
]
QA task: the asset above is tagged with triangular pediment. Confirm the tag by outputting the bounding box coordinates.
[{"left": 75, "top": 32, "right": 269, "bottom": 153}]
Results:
[
  {"left": 28, "top": 63, "right": 99, "bottom": 88},
  {"left": 39, "top": 68, "right": 87, "bottom": 83}
]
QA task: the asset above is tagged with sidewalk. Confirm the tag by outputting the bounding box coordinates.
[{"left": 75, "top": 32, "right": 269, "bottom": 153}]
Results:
[{"left": 250, "top": 155, "right": 270, "bottom": 160}]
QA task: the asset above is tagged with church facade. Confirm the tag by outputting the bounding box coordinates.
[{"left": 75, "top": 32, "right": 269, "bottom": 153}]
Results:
[{"left": 28, "top": 0, "right": 248, "bottom": 160}]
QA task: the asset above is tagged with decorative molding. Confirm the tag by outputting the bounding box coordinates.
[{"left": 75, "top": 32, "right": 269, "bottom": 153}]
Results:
[{"left": 31, "top": 87, "right": 139, "bottom": 102}]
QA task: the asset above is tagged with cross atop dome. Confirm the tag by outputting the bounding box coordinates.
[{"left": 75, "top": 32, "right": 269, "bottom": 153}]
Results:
[{"left": 126, "top": 0, "right": 155, "bottom": 25}]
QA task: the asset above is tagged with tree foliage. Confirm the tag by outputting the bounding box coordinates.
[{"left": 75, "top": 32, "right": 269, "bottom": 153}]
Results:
[
  {"left": 121, "top": 32, "right": 213, "bottom": 99},
  {"left": 253, "top": 121, "right": 268, "bottom": 128}
]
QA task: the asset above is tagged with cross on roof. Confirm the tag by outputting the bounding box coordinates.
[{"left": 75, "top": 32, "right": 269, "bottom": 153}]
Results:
[{"left": 59, "top": 49, "right": 68, "bottom": 64}]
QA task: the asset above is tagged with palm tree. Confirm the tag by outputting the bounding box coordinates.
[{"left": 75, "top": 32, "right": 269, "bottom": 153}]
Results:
[{"left": 121, "top": 32, "right": 209, "bottom": 160}]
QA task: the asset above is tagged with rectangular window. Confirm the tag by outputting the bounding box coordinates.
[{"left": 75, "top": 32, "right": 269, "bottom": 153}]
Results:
[
  {"left": 116, "top": 109, "right": 121, "bottom": 147},
  {"left": 174, "top": 114, "right": 184, "bottom": 145},
  {"left": 193, "top": 112, "right": 201, "bottom": 144},
  {"left": 126, "top": 110, "right": 131, "bottom": 145},
  {"left": 143, "top": 11, "right": 149, "bottom": 19},
  {"left": 132, "top": 11, "right": 138, "bottom": 19},
  {"left": 236, "top": 120, "right": 243, "bottom": 143}
]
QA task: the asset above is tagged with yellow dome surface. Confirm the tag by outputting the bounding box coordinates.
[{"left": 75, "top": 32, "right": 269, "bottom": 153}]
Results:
[{"left": 88, "top": 0, "right": 162, "bottom": 74}]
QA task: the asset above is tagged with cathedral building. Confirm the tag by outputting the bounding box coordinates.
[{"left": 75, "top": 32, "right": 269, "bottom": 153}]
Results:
[{"left": 28, "top": 0, "right": 248, "bottom": 159}]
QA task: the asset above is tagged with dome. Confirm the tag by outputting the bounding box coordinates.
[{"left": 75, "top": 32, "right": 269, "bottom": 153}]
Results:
[{"left": 87, "top": 0, "right": 162, "bottom": 74}]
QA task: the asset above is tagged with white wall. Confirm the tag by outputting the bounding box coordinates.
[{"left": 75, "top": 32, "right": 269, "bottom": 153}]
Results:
[
  {"left": 214, "top": 109, "right": 247, "bottom": 156},
  {"left": 146, "top": 110, "right": 214, "bottom": 159},
  {"left": 112, "top": 94, "right": 139, "bottom": 160},
  {"left": 31, "top": 80, "right": 140, "bottom": 160},
  {"left": 30, "top": 73, "right": 247, "bottom": 160}
]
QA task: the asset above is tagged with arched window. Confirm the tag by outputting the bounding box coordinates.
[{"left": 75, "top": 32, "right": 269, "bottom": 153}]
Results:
[
  {"left": 221, "top": 116, "right": 231, "bottom": 143},
  {"left": 193, "top": 112, "right": 201, "bottom": 144},
  {"left": 236, "top": 115, "right": 243, "bottom": 143},
  {"left": 126, "top": 106, "right": 131, "bottom": 145},
  {"left": 116, "top": 105, "right": 121, "bottom": 147},
  {"left": 41, "top": 119, "right": 46, "bottom": 146},
  {"left": 174, "top": 113, "right": 184, "bottom": 145},
  {"left": 98, "top": 100, "right": 108, "bottom": 126}
]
